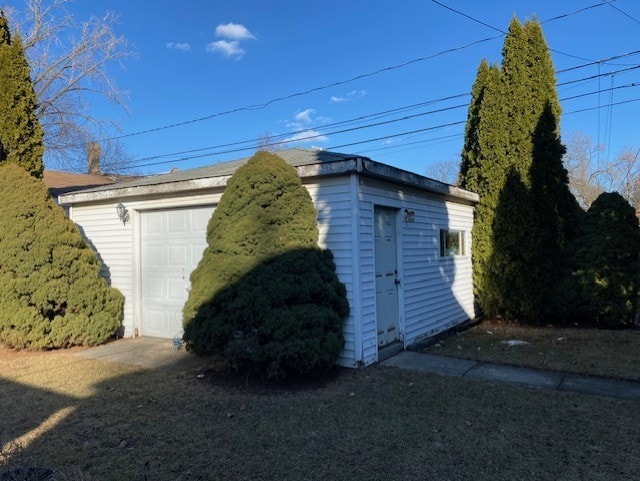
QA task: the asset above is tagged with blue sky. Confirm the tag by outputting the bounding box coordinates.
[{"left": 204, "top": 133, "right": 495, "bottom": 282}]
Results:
[{"left": 40, "top": 1, "right": 640, "bottom": 175}]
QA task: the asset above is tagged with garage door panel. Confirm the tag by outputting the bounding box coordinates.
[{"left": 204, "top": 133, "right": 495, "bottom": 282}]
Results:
[
  {"left": 192, "top": 209, "right": 212, "bottom": 232},
  {"left": 143, "top": 244, "right": 165, "bottom": 267},
  {"left": 143, "top": 308, "right": 167, "bottom": 336},
  {"left": 167, "top": 276, "right": 186, "bottom": 301},
  {"left": 140, "top": 206, "right": 215, "bottom": 338},
  {"left": 143, "top": 213, "right": 164, "bottom": 234},
  {"left": 167, "top": 211, "right": 188, "bottom": 234},
  {"left": 143, "top": 276, "right": 165, "bottom": 300},
  {"left": 168, "top": 244, "right": 188, "bottom": 267}
]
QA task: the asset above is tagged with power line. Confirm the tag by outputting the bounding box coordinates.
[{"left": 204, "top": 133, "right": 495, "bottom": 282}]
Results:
[
  {"left": 541, "top": 1, "right": 616, "bottom": 24},
  {"left": 108, "top": 94, "right": 469, "bottom": 166},
  {"left": 556, "top": 50, "right": 640, "bottom": 73},
  {"left": 431, "top": 0, "right": 505, "bottom": 34},
  {"left": 564, "top": 96, "right": 640, "bottom": 115},
  {"left": 100, "top": 34, "right": 503, "bottom": 143},
  {"left": 431, "top": 0, "right": 614, "bottom": 62},
  {"left": 103, "top": 72, "right": 640, "bottom": 171},
  {"left": 106, "top": 102, "right": 470, "bottom": 170},
  {"left": 110, "top": 94, "right": 640, "bottom": 173},
  {"left": 604, "top": 0, "right": 640, "bottom": 24},
  {"left": 94, "top": 1, "right": 616, "bottom": 145},
  {"left": 557, "top": 64, "right": 640, "bottom": 87}
]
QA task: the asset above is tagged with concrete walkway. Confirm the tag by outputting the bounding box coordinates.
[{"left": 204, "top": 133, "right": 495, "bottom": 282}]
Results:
[
  {"left": 382, "top": 351, "right": 640, "bottom": 401},
  {"left": 78, "top": 338, "right": 640, "bottom": 401}
]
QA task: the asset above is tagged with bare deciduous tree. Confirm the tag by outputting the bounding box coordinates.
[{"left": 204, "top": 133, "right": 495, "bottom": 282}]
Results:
[
  {"left": 256, "top": 130, "right": 283, "bottom": 153},
  {"left": 3, "top": 0, "right": 136, "bottom": 172},
  {"left": 425, "top": 158, "right": 460, "bottom": 185},
  {"left": 564, "top": 132, "right": 640, "bottom": 209}
]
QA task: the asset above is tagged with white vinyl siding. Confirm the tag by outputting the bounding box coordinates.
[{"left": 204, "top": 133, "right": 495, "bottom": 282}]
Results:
[
  {"left": 303, "top": 176, "right": 358, "bottom": 367},
  {"left": 70, "top": 203, "right": 135, "bottom": 336},
  {"left": 359, "top": 178, "right": 475, "bottom": 353},
  {"left": 66, "top": 168, "right": 476, "bottom": 368},
  {"left": 357, "top": 200, "right": 378, "bottom": 364}
]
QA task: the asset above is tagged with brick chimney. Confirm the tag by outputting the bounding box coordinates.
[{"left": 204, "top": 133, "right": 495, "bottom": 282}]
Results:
[{"left": 87, "top": 141, "right": 101, "bottom": 174}]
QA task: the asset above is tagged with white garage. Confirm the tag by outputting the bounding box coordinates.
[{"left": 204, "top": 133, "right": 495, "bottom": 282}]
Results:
[
  {"left": 140, "top": 206, "right": 214, "bottom": 338},
  {"left": 59, "top": 148, "right": 478, "bottom": 367}
]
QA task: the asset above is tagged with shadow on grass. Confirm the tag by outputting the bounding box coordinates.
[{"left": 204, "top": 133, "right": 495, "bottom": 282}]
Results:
[
  {"left": 3, "top": 348, "right": 640, "bottom": 480},
  {"left": 0, "top": 378, "right": 79, "bottom": 479}
]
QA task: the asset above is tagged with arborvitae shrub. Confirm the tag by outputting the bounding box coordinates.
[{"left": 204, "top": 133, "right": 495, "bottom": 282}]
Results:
[
  {"left": 459, "top": 18, "right": 581, "bottom": 322},
  {"left": 0, "top": 13, "right": 44, "bottom": 177},
  {"left": 183, "top": 151, "right": 348, "bottom": 378},
  {"left": 569, "top": 192, "right": 640, "bottom": 327},
  {"left": 0, "top": 164, "right": 123, "bottom": 349}
]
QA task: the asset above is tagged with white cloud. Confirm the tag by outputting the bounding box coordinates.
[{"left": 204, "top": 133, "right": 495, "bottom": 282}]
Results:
[
  {"left": 166, "top": 42, "right": 191, "bottom": 52},
  {"left": 208, "top": 23, "right": 256, "bottom": 60},
  {"left": 206, "top": 40, "right": 245, "bottom": 59},
  {"left": 216, "top": 23, "right": 256, "bottom": 40},
  {"left": 330, "top": 89, "right": 367, "bottom": 103},
  {"left": 294, "top": 109, "right": 315, "bottom": 124},
  {"left": 285, "top": 129, "right": 328, "bottom": 144}
]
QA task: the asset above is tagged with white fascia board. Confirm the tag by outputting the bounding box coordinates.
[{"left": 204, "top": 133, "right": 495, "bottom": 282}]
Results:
[
  {"left": 361, "top": 159, "right": 480, "bottom": 204},
  {"left": 58, "top": 176, "right": 232, "bottom": 205}
]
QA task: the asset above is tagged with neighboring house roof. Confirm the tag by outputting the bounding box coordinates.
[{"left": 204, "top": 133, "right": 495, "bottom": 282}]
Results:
[
  {"left": 43, "top": 170, "right": 138, "bottom": 197},
  {"left": 43, "top": 170, "right": 119, "bottom": 197},
  {"left": 58, "top": 148, "right": 479, "bottom": 205}
]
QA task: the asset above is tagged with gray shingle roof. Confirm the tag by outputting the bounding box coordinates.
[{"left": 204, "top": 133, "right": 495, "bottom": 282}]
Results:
[
  {"left": 76, "top": 148, "right": 360, "bottom": 194},
  {"left": 58, "top": 148, "right": 479, "bottom": 204}
]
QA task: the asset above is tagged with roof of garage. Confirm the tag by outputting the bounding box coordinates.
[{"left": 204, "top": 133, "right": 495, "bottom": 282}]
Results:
[{"left": 58, "top": 148, "right": 479, "bottom": 205}]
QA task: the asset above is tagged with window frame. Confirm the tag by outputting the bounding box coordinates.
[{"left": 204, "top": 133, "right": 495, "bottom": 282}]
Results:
[{"left": 439, "top": 229, "right": 466, "bottom": 257}]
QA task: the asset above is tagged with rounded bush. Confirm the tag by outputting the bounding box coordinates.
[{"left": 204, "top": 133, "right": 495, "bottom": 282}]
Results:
[
  {"left": 0, "top": 164, "right": 124, "bottom": 349},
  {"left": 570, "top": 192, "right": 640, "bottom": 327},
  {"left": 183, "top": 151, "right": 348, "bottom": 378}
]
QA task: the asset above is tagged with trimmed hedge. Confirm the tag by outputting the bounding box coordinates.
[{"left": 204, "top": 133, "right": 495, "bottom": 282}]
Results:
[
  {"left": 183, "top": 151, "right": 348, "bottom": 378},
  {"left": 0, "top": 164, "right": 124, "bottom": 349}
]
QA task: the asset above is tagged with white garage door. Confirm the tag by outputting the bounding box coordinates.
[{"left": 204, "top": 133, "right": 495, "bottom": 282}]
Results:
[{"left": 140, "top": 206, "right": 215, "bottom": 338}]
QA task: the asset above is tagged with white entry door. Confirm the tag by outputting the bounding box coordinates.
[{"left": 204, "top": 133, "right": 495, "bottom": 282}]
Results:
[
  {"left": 374, "top": 206, "right": 400, "bottom": 347},
  {"left": 140, "top": 206, "right": 214, "bottom": 338}
]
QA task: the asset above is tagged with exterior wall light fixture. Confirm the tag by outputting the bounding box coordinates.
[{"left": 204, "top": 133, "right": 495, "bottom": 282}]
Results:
[{"left": 116, "top": 203, "right": 129, "bottom": 225}]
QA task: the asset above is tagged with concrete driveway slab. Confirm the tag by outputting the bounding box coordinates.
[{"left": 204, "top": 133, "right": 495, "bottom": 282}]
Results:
[{"left": 76, "top": 337, "right": 207, "bottom": 371}]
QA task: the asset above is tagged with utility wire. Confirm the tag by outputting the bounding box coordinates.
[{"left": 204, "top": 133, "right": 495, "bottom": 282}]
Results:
[
  {"left": 431, "top": 0, "right": 613, "bottom": 62},
  {"left": 100, "top": 34, "right": 503, "bottom": 143},
  {"left": 110, "top": 95, "right": 640, "bottom": 172},
  {"left": 93, "top": 1, "right": 616, "bottom": 145},
  {"left": 103, "top": 72, "right": 640, "bottom": 170},
  {"left": 604, "top": 0, "right": 640, "bottom": 24},
  {"left": 106, "top": 94, "right": 469, "bottom": 167},
  {"left": 431, "top": 0, "right": 505, "bottom": 33}
]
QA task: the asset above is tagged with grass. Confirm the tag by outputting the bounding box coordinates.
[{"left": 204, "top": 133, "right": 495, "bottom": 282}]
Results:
[
  {"left": 423, "top": 319, "right": 640, "bottom": 381},
  {"left": 1, "top": 346, "right": 639, "bottom": 480}
]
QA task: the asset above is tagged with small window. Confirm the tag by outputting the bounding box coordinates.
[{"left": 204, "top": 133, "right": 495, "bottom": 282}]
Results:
[{"left": 440, "top": 229, "right": 465, "bottom": 257}]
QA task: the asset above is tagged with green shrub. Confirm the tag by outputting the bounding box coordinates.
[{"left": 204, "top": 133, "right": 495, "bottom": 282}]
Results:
[
  {"left": 0, "top": 13, "right": 44, "bottom": 178},
  {"left": 569, "top": 192, "right": 640, "bottom": 327},
  {"left": 183, "top": 151, "right": 348, "bottom": 378},
  {"left": 0, "top": 164, "right": 124, "bottom": 349}
]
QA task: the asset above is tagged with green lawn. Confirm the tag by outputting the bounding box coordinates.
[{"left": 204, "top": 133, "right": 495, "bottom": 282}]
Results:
[
  {"left": 1, "top": 346, "right": 639, "bottom": 480},
  {"left": 423, "top": 320, "right": 640, "bottom": 381}
]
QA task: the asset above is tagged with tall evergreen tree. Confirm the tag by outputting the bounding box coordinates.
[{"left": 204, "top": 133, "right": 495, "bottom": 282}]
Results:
[
  {"left": 459, "top": 17, "right": 580, "bottom": 322},
  {"left": 459, "top": 59, "right": 509, "bottom": 314},
  {"left": 0, "top": 11, "right": 44, "bottom": 178}
]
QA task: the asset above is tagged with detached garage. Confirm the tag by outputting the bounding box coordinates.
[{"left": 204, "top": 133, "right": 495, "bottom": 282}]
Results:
[{"left": 59, "top": 148, "right": 478, "bottom": 367}]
